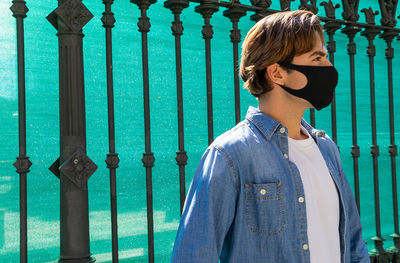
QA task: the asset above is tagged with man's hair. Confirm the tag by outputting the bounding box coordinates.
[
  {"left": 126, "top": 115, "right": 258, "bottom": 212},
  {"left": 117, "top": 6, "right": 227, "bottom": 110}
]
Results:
[{"left": 239, "top": 10, "right": 325, "bottom": 98}]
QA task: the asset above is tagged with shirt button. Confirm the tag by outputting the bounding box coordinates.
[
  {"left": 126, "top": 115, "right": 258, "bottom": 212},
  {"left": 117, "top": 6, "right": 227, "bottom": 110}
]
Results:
[
  {"left": 260, "top": 189, "right": 267, "bottom": 195},
  {"left": 303, "top": 244, "right": 308, "bottom": 250},
  {"left": 283, "top": 153, "right": 288, "bottom": 159},
  {"left": 280, "top": 127, "right": 286, "bottom": 133},
  {"left": 298, "top": 196, "right": 304, "bottom": 203}
]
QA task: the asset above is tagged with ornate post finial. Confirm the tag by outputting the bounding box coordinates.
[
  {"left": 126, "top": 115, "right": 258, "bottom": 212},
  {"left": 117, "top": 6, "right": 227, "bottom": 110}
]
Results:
[
  {"left": 299, "top": 0, "right": 318, "bottom": 14},
  {"left": 378, "top": 0, "right": 398, "bottom": 27}
]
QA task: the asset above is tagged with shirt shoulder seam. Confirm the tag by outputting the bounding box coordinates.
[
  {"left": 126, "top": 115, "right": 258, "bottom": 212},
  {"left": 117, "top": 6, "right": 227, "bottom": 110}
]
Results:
[{"left": 209, "top": 144, "right": 240, "bottom": 194}]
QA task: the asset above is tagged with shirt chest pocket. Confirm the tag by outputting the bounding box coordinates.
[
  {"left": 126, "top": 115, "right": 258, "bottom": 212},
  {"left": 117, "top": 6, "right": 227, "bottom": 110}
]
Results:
[{"left": 245, "top": 182, "right": 286, "bottom": 235}]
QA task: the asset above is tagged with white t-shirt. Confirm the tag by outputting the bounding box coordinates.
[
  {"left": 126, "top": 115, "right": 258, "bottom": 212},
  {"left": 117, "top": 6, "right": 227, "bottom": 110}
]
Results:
[{"left": 287, "top": 125, "right": 340, "bottom": 263}]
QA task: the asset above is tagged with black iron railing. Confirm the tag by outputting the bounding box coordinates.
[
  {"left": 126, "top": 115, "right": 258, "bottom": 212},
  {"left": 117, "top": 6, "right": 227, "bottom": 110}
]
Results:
[{"left": 9, "top": 0, "right": 400, "bottom": 262}]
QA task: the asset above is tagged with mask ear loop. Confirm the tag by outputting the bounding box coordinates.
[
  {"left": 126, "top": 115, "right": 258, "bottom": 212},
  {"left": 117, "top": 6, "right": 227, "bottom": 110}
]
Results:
[
  {"left": 277, "top": 61, "right": 294, "bottom": 70},
  {"left": 277, "top": 62, "right": 307, "bottom": 74},
  {"left": 276, "top": 62, "right": 314, "bottom": 88}
]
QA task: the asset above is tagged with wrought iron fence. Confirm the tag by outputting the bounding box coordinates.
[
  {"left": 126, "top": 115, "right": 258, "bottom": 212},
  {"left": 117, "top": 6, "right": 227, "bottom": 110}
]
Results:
[{"left": 8, "top": 0, "right": 400, "bottom": 262}]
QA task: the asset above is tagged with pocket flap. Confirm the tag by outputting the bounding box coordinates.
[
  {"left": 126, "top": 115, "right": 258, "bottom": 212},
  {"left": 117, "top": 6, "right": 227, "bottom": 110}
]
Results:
[{"left": 245, "top": 182, "right": 281, "bottom": 200}]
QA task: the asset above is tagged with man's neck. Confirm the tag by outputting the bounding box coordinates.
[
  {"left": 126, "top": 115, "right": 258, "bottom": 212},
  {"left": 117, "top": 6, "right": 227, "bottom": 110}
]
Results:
[{"left": 258, "top": 96, "right": 309, "bottom": 140}]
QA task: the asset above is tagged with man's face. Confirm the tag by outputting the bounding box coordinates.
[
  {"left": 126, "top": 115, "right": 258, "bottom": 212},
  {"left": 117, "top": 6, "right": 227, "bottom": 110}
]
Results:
[{"left": 277, "top": 32, "right": 332, "bottom": 108}]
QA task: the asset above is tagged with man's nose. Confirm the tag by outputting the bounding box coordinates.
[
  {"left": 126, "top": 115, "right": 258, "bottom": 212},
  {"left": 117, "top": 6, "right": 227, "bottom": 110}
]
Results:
[{"left": 322, "top": 57, "right": 333, "bottom": 66}]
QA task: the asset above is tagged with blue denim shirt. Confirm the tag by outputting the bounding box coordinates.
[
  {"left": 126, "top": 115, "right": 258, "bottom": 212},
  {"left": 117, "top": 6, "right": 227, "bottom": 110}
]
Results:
[{"left": 171, "top": 106, "right": 370, "bottom": 263}]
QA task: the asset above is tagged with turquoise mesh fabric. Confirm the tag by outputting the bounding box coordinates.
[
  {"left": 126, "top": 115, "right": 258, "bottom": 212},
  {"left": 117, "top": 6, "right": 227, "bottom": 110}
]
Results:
[{"left": 1, "top": 0, "right": 400, "bottom": 261}]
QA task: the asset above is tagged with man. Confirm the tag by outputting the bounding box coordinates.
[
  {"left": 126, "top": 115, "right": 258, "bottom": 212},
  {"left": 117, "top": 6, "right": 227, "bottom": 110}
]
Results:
[{"left": 171, "top": 10, "right": 370, "bottom": 263}]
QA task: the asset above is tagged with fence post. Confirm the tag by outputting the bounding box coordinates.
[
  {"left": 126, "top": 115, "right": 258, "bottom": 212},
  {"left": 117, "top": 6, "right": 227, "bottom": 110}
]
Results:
[
  {"left": 10, "top": 1, "right": 31, "bottom": 262},
  {"left": 129, "top": 0, "right": 157, "bottom": 261},
  {"left": 378, "top": 1, "right": 400, "bottom": 262},
  {"left": 46, "top": 0, "right": 96, "bottom": 262}
]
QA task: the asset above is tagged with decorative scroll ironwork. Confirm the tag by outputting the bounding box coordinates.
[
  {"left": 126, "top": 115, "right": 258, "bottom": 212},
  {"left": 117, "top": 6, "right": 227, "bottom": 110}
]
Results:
[
  {"left": 341, "top": 0, "right": 360, "bottom": 21},
  {"left": 59, "top": 147, "right": 97, "bottom": 190},
  {"left": 321, "top": 0, "right": 340, "bottom": 18},
  {"left": 299, "top": 0, "right": 318, "bottom": 14},
  {"left": 378, "top": 0, "right": 398, "bottom": 27},
  {"left": 279, "top": 0, "right": 294, "bottom": 11},
  {"left": 249, "top": 0, "right": 272, "bottom": 22},
  {"left": 362, "top": 7, "right": 380, "bottom": 25},
  {"left": 47, "top": 0, "right": 93, "bottom": 32}
]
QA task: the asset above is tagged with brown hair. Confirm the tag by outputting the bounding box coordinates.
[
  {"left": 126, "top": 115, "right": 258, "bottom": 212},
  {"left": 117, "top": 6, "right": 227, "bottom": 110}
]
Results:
[{"left": 239, "top": 10, "right": 325, "bottom": 98}]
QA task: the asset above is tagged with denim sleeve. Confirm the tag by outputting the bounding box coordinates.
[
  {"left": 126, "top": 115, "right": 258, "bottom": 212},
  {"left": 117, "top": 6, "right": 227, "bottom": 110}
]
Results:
[
  {"left": 330, "top": 140, "right": 371, "bottom": 263},
  {"left": 170, "top": 146, "right": 238, "bottom": 263}
]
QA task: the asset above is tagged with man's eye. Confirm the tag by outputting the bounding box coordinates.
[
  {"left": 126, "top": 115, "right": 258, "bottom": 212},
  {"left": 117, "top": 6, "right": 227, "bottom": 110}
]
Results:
[{"left": 314, "top": 57, "right": 321, "bottom": 61}]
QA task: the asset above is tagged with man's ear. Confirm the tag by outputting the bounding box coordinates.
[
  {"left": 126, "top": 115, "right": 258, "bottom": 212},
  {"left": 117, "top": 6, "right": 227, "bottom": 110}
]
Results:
[{"left": 266, "top": 63, "right": 285, "bottom": 86}]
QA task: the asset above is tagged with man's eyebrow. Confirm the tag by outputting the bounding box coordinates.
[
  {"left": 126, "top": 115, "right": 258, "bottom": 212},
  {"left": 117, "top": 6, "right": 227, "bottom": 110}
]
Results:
[{"left": 309, "top": 51, "right": 328, "bottom": 57}]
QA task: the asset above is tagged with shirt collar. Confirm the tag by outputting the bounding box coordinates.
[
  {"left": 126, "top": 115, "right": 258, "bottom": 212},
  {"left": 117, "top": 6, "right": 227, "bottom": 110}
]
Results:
[{"left": 245, "top": 105, "right": 322, "bottom": 141}]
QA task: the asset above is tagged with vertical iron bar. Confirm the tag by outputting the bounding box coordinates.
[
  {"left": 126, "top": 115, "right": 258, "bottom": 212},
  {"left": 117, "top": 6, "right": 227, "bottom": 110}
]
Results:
[
  {"left": 130, "top": 0, "right": 157, "bottom": 261},
  {"left": 298, "top": 0, "right": 320, "bottom": 129},
  {"left": 377, "top": 1, "right": 400, "bottom": 259},
  {"left": 16, "top": 7, "right": 28, "bottom": 263},
  {"left": 309, "top": 109, "right": 315, "bottom": 127},
  {"left": 164, "top": 0, "right": 189, "bottom": 214},
  {"left": 10, "top": 1, "right": 31, "bottom": 262},
  {"left": 321, "top": 0, "right": 341, "bottom": 146},
  {"left": 46, "top": 1, "right": 96, "bottom": 262},
  {"left": 367, "top": 35, "right": 387, "bottom": 263},
  {"left": 349, "top": 34, "right": 360, "bottom": 213},
  {"left": 381, "top": 29, "right": 400, "bottom": 260},
  {"left": 101, "top": 1, "right": 120, "bottom": 262},
  {"left": 232, "top": 19, "right": 242, "bottom": 124},
  {"left": 341, "top": 23, "right": 361, "bottom": 213},
  {"left": 327, "top": 32, "right": 338, "bottom": 144},
  {"left": 299, "top": 0, "right": 319, "bottom": 138},
  {"left": 360, "top": 8, "right": 387, "bottom": 260},
  {"left": 142, "top": 30, "right": 155, "bottom": 263},
  {"left": 195, "top": 1, "right": 219, "bottom": 145},
  {"left": 223, "top": 2, "right": 246, "bottom": 125},
  {"left": 205, "top": 20, "right": 213, "bottom": 145},
  {"left": 174, "top": 10, "right": 187, "bottom": 214},
  {"left": 328, "top": 33, "right": 337, "bottom": 144},
  {"left": 340, "top": 4, "right": 362, "bottom": 214}
]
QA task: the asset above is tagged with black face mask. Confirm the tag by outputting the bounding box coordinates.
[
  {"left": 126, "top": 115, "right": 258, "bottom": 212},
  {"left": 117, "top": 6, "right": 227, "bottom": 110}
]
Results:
[{"left": 276, "top": 62, "right": 339, "bottom": 110}]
